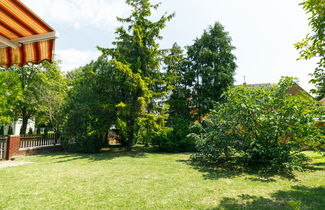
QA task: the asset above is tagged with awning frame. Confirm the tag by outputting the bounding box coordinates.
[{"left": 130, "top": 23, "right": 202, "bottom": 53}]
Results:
[{"left": 0, "top": 31, "right": 56, "bottom": 48}]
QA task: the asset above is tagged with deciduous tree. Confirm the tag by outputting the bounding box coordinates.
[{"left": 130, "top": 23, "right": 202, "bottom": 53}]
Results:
[
  {"left": 0, "top": 69, "right": 21, "bottom": 124},
  {"left": 9, "top": 61, "right": 65, "bottom": 134},
  {"left": 295, "top": 0, "right": 325, "bottom": 99}
]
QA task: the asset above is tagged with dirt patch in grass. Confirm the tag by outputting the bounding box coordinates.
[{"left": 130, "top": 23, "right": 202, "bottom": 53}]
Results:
[{"left": 0, "top": 160, "right": 32, "bottom": 169}]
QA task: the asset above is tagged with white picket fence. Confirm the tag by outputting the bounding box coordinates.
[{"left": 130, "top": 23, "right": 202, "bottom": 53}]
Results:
[
  {"left": 20, "top": 134, "right": 61, "bottom": 150},
  {"left": 0, "top": 136, "right": 7, "bottom": 160}
]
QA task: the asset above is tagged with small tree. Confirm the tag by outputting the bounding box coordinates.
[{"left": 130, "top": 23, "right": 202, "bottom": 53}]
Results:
[{"left": 191, "top": 77, "right": 325, "bottom": 172}]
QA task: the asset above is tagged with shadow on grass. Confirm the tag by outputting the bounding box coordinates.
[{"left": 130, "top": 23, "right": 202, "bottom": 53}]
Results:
[
  {"left": 177, "top": 159, "right": 296, "bottom": 182},
  {"left": 178, "top": 156, "right": 325, "bottom": 182},
  {"left": 36, "top": 145, "right": 157, "bottom": 163},
  {"left": 211, "top": 186, "right": 325, "bottom": 210}
]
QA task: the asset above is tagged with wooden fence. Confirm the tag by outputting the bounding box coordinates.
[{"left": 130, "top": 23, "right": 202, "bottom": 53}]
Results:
[
  {"left": 0, "top": 136, "right": 7, "bottom": 160},
  {"left": 20, "top": 133, "right": 61, "bottom": 149}
]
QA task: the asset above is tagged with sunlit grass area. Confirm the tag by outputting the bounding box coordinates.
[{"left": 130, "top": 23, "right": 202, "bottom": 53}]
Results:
[{"left": 0, "top": 147, "right": 324, "bottom": 209}]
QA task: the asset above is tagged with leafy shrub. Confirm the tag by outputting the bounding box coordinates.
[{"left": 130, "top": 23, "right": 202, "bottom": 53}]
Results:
[
  {"left": 62, "top": 134, "right": 106, "bottom": 153},
  {"left": 190, "top": 77, "right": 325, "bottom": 172},
  {"left": 152, "top": 118, "right": 196, "bottom": 152}
]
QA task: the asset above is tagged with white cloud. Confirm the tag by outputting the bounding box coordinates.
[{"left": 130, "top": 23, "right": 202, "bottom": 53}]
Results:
[
  {"left": 22, "top": 0, "right": 129, "bottom": 31},
  {"left": 55, "top": 49, "right": 101, "bottom": 72}
]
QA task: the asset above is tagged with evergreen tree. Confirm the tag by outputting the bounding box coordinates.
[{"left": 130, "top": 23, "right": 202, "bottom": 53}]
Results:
[
  {"left": 99, "top": 0, "right": 174, "bottom": 146},
  {"left": 158, "top": 23, "right": 237, "bottom": 152},
  {"left": 165, "top": 43, "right": 192, "bottom": 122},
  {"left": 168, "top": 23, "right": 237, "bottom": 123},
  {"left": 187, "top": 23, "right": 237, "bottom": 121}
]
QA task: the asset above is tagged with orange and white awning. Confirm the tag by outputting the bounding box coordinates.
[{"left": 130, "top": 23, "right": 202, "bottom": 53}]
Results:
[{"left": 0, "top": 0, "right": 56, "bottom": 68}]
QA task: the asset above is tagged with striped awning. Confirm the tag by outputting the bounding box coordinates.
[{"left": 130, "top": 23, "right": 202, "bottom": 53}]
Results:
[{"left": 0, "top": 0, "right": 56, "bottom": 68}]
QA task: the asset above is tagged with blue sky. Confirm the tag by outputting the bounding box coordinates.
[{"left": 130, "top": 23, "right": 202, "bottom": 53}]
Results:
[{"left": 23, "top": 0, "right": 318, "bottom": 91}]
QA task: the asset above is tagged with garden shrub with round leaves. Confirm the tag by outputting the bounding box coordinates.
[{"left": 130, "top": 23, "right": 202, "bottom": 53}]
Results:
[{"left": 190, "top": 77, "right": 325, "bottom": 172}]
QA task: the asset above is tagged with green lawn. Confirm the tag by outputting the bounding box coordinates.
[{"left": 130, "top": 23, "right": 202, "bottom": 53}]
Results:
[{"left": 0, "top": 147, "right": 324, "bottom": 209}]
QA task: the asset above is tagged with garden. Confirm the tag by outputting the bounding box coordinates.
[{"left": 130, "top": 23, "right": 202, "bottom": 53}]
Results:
[{"left": 0, "top": 0, "right": 324, "bottom": 209}]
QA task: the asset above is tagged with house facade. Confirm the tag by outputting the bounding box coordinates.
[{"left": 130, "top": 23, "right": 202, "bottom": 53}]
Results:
[{"left": 1, "top": 118, "right": 35, "bottom": 136}]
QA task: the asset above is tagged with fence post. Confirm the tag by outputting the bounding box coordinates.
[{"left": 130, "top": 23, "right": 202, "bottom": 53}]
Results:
[{"left": 6, "top": 135, "right": 21, "bottom": 160}]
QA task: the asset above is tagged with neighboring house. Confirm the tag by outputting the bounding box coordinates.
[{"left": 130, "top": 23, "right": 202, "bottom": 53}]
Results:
[
  {"left": 1, "top": 118, "right": 35, "bottom": 136},
  {"left": 243, "top": 83, "right": 324, "bottom": 128},
  {"left": 242, "top": 83, "right": 314, "bottom": 99}
]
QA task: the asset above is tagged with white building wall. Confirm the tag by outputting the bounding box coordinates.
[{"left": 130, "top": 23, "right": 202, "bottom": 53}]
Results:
[{"left": 1, "top": 118, "right": 35, "bottom": 135}]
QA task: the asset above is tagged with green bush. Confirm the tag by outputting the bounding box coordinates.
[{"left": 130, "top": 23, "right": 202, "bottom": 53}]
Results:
[
  {"left": 63, "top": 134, "right": 105, "bottom": 153},
  {"left": 62, "top": 108, "right": 107, "bottom": 153},
  {"left": 152, "top": 119, "right": 196, "bottom": 152},
  {"left": 190, "top": 77, "right": 325, "bottom": 172}
]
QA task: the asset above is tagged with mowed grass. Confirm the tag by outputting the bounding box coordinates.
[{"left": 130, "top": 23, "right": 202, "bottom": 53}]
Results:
[{"left": 0, "top": 147, "right": 324, "bottom": 210}]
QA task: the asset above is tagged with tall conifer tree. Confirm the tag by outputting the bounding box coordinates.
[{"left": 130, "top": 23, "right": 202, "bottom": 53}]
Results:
[{"left": 100, "top": 0, "right": 174, "bottom": 146}]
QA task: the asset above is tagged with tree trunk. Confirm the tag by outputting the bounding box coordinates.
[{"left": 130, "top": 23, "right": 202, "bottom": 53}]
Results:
[{"left": 20, "top": 110, "right": 29, "bottom": 135}]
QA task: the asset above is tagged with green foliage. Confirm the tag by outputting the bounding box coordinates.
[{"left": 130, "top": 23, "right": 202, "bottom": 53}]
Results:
[
  {"left": 5, "top": 61, "right": 66, "bottom": 134},
  {"left": 9, "top": 64, "right": 45, "bottom": 134},
  {"left": 152, "top": 118, "right": 195, "bottom": 152},
  {"left": 159, "top": 23, "right": 237, "bottom": 152},
  {"left": 97, "top": 0, "right": 174, "bottom": 147},
  {"left": 191, "top": 77, "right": 325, "bottom": 172},
  {"left": 36, "top": 61, "right": 67, "bottom": 134},
  {"left": 62, "top": 58, "right": 114, "bottom": 153},
  {"left": 295, "top": 0, "right": 325, "bottom": 99},
  {"left": 0, "top": 69, "right": 22, "bottom": 124},
  {"left": 287, "top": 201, "right": 301, "bottom": 210},
  {"left": 185, "top": 22, "right": 237, "bottom": 121}
]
